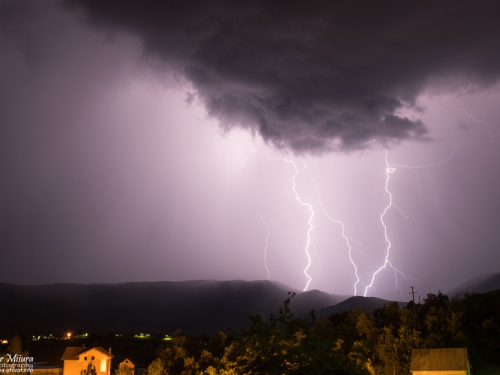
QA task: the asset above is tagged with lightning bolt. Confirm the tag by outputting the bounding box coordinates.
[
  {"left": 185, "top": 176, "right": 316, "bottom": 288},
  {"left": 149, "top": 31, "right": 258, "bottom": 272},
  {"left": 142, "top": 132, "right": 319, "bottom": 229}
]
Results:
[
  {"left": 388, "top": 146, "right": 458, "bottom": 210},
  {"left": 368, "top": 102, "right": 497, "bottom": 297},
  {"left": 445, "top": 103, "right": 500, "bottom": 137},
  {"left": 306, "top": 173, "right": 362, "bottom": 295},
  {"left": 250, "top": 206, "right": 271, "bottom": 280},
  {"left": 252, "top": 151, "right": 314, "bottom": 291},
  {"left": 364, "top": 151, "right": 412, "bottom": 297},
  {"left": 251, "top": 151, "right": 363, "bottom": 294},
  {"left": 364, "top": 147, "right": 460, "bottom": 297},
  {"left": 388, "top": 148, "right": 456, "bottom": 170},
  {"left": 351, "top": 237, "right": 366, "bottom": 255}
]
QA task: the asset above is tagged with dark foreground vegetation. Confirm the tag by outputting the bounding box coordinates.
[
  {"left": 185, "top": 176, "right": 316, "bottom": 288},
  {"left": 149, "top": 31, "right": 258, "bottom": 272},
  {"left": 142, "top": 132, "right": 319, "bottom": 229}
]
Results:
[
  {"left": 4, "top": 289, "right": 500, "bottom": 374},
  {"left": 136, "top": 290, "right": 500, "bottom": 375}
]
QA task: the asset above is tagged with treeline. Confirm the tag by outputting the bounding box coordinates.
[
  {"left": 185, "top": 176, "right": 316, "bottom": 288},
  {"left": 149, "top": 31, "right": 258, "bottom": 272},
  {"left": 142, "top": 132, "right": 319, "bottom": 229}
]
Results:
[{"left": 143, "top": 290, "right": 500, "bottom": 375}]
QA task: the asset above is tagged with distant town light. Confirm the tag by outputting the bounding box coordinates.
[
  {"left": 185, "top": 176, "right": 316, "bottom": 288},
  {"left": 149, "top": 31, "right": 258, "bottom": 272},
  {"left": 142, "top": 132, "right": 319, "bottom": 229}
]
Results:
[
  {"left": 133, "top": 333, "right": 150, "bottom": 338},
  {"left": 67, "top": 333, "right": 71, "bottom": 338}
]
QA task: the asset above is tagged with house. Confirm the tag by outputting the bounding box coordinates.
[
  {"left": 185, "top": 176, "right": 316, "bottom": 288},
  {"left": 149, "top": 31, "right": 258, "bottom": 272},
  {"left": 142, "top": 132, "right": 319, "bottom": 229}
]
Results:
[
  {"left": 118, "top": 359, "right": 136, "bottom": 375},
  {"left": 61, "top": 347, "right": 113, "bottom": 375},
  {"left": 410, "top": 348, "right": 470, "bottom": 375}
]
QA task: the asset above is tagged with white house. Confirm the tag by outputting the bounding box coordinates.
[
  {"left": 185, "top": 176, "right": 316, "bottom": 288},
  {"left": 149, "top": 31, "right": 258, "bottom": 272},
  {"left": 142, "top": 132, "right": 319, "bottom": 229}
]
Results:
[{"left": 61, "top": 347, "right": 113, "bottom": 375}]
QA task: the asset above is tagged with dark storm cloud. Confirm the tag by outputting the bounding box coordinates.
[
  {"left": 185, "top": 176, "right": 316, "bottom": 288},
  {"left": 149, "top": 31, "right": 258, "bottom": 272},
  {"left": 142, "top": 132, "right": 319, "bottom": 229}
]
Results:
[{"left": 63, "top": 0, "right": 500, "bottom": 153}]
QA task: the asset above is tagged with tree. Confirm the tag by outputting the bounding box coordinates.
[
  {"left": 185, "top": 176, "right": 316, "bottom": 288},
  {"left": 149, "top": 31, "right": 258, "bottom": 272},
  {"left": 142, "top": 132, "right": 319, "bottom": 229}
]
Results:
[
  {"left": 354, "top": 309, "right": 378, "bottom": 361},
  {"left": 81, "top": 362, "right": 97, "bottom": 375},
  {"left": 373, "top": 302, "right": 401, "bottom": 330},
  {"left": 145, "top": 358, "right": 164, "bottom": 375},
  {"left": 377, "top": 324, "right": 421, "bottom": 375},
  {"left": 237, "top": 293, "right": 371, "bottom": 375},
  {"left": 115, "top": 366, "right": 134, "bottom": 375}
]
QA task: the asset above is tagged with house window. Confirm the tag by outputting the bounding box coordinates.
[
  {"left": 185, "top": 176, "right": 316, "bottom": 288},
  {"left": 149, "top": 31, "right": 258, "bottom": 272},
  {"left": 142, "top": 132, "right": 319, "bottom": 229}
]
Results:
[
  {"left": 84, "top": 357, "right": 87, "bottom": 361},
  {"left": 91, "top": 357, "right": 95, "bottom": 361}
]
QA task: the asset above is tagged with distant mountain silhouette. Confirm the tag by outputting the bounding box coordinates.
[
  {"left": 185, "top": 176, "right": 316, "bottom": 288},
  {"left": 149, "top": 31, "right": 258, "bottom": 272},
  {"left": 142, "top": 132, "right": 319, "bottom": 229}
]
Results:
[
  {"left": 0, "top": 280, "right": 348, "bottom": 337},
  {"left": 447, "top": 272, "right": 500, "bottom": 296},
  {"left": 314, "top": 296, "right": 407, "bottom": 317},
  {"left": 292, "top": 289, "right": 349, "bottom": 316}
]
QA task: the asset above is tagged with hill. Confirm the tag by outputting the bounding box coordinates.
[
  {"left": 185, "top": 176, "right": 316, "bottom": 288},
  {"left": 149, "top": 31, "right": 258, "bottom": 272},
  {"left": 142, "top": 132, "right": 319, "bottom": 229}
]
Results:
[
  {"left": 447, "top": 272, "right": 500, "bottom": 296},
  {"left": 315, "top": 296, "right": 407, "bottom": 317},
  {"left": 0, "top": 280, "right": 348, "bottom": 337}
]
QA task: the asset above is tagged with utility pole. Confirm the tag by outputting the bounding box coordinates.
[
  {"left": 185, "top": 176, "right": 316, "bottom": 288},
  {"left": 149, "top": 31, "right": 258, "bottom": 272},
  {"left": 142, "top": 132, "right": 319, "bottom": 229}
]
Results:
[{"left": 409, "top": 286, "right": 417, "bottom": 304}]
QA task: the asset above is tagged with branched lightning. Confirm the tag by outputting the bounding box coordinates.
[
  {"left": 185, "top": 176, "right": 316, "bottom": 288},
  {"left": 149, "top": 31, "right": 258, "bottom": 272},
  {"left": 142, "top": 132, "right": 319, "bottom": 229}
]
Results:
[
  {"left": 389, "top": 146, "right": 458, "bottom": 210},
  {"left": 364, "top": 147, "right": 459, "bottom": 297},
  {"left": 364, "top": 151, "right": 413, "bottom": 297},
  {"left": 252, "top": 151, "right": 314, "bottom": 291},
  {"left": 363, "top": 151, "right": 395, "bottom": 296},
  {"left": 388, "top": 147, "right": 457, "bottom": 169},
  {"left": 393, "top": 203, "right": 410, "bottom": 219},
  {"left": 246, "top": 101, "right": 494, "bottom": 297},
  {"left": 351, "top": 237, "right": 366, "bottom": 255},
  {"left": 251, "top": 151, "right": 363, "bottom": 294},
  {"left": 250, "top": 206, "right": 271, "bottom": 280},
  {"left": 284, "top": 158, "right": 315, "bottom": 291},
  {"left": 306, "top": 172, "right": 362, "bottom": 295},
  {"left": 445, "top": 103, "right": 500, "bottom": 137}
]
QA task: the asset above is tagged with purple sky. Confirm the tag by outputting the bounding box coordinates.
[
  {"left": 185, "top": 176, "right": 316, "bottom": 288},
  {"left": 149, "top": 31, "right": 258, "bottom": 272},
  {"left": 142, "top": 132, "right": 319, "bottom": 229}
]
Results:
[{"left": 1, "top": 0, "right": 500, "bottom": 300}]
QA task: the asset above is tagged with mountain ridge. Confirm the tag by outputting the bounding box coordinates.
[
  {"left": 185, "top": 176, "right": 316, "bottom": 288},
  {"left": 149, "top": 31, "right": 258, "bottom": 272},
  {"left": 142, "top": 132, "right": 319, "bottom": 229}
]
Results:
[
  {"left": 0, "top": 280, "right": 407, "bottom": 337},
  {"left": 447, "top": 272, "right": 500, "bottom": 296}
]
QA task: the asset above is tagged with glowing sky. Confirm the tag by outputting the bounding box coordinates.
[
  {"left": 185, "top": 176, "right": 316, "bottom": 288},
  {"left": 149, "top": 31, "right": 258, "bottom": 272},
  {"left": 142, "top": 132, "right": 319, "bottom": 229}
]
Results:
[{"left": 1, "top": 0, "right": 500, "bottom": 300}]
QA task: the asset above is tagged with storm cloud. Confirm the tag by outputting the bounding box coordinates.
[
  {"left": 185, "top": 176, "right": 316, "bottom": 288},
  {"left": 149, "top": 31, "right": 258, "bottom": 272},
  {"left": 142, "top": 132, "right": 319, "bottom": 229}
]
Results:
[{"left": 63, "top": 0, "right": 500, "bottom": 153}]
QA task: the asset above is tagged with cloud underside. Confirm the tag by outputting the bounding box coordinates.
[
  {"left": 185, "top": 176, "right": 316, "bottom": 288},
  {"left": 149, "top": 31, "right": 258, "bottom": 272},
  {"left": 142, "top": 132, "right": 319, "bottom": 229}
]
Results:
[{"left": 66, "top": 0, "right": 500, "bottom": 154}]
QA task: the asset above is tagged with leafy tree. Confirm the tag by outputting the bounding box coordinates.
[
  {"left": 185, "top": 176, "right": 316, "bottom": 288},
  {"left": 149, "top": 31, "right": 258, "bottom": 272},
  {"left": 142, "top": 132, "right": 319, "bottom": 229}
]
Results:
[
  {"left": 237, "top": 293, "right": 370, "bottom": 375},
  {"left": 115, "top": 365, "right": 134, "bottom": 375},
  {"left": 140, "top": 288, "right": 500, "bottom": 374},
  {"left": 145, "top": 329, "right": 239, "bottom": 375},
  {"left": 81, "top": 362, "right": 97, "bottom": 375},
  {"left": 423, "top": 291, "right": 449, "bottom": 309},
  {"left": 145, "top": 358, "right": 164, "bottom": 375},
  {"left": 352, "top": 308, "right": 378, "bottom": 362},
  {"left": 373, "top": 302, "right": 401, "bottom": 330},
  {"left": 377, "top": 325, "right": 421, "bottom": 375}
]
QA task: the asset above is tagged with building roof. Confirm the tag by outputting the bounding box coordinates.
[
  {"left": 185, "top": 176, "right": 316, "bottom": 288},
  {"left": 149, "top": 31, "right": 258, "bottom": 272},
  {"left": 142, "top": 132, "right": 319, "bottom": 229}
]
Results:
[
  {"left": 410, "top": 348, "right": 468, "bottom": 372},
  {"left": 61, "top": 347, "right": 88, "bottom": 361},
  {"left": 61, "top": 347, "right": 113, "bottom": 361},
  {"left": 119, "top": 359, "right": 137, "bottom": 367}
]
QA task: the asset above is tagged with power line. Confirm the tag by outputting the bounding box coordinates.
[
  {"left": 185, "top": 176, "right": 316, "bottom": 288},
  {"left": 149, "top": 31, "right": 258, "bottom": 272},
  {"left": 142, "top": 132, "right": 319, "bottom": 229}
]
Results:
[{"left": 409, "top": 286, "right": 417, "bottom": 304}]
